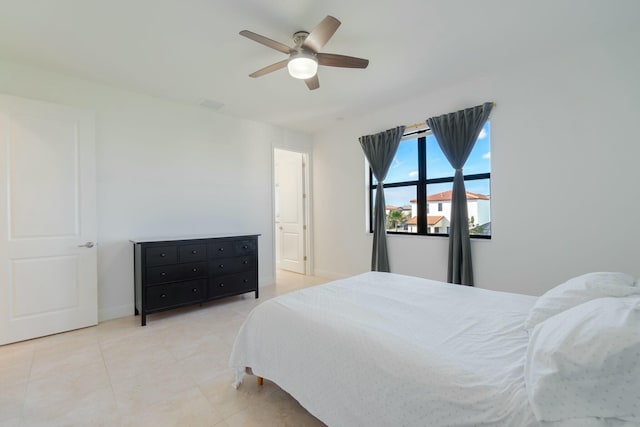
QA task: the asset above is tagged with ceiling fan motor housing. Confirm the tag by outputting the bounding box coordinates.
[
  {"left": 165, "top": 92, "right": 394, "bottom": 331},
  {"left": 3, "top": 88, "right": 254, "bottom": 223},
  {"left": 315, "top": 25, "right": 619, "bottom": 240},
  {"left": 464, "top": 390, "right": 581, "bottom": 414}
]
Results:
[{"left": 292, "top": 31, "right": 310, "bottom": 47}]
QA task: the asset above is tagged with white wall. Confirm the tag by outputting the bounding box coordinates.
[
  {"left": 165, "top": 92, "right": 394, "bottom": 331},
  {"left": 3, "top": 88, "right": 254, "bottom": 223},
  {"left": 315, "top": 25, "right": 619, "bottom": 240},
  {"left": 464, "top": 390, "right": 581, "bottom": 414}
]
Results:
[
  {"left": 0, "top": 59, "right": 312, "bottom": 321},
  {"left": 312, "top": 28, "right": 640, "bottom": 296}
]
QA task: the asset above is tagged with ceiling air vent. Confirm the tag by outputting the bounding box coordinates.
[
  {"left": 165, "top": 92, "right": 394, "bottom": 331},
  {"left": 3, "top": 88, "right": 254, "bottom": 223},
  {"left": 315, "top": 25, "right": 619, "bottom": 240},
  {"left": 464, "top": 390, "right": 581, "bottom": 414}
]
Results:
[{"left": 198, "top": 98, "right": 224, "bottom": 110}]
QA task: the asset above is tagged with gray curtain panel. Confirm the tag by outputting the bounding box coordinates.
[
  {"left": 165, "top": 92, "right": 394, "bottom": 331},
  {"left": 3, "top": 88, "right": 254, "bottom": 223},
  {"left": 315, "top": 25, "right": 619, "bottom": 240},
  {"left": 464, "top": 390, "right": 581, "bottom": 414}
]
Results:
[
  {"left": 359, "top": 126, "right": 405, "bottom": 272},
  {"left": 426, "top": 102, "right": 493, "bottom": 285}
]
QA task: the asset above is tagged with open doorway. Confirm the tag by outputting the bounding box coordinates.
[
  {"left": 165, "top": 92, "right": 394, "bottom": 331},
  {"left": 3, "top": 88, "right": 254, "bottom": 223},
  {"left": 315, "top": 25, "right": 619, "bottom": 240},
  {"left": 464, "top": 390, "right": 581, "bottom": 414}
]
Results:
[{"left": 274, "top": 148, "right": 310, "bottom": 275}]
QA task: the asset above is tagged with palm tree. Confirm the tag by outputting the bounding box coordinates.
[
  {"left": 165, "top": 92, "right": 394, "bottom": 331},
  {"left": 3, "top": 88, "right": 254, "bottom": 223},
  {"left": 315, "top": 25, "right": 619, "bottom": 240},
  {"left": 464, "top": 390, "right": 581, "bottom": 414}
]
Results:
[
  {"left": 386, "top": 209, "right": 406, "bottom": 231},
  {"left": 469, "top": 216, "right": 485, "bottom": 235}
]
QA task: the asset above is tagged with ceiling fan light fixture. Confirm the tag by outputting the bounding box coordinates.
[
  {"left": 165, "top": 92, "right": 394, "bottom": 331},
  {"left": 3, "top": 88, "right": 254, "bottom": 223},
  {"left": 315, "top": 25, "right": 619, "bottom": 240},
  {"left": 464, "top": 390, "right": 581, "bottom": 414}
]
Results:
[{"left": 287, "top": 51, "right": 318, "bottom": 79}]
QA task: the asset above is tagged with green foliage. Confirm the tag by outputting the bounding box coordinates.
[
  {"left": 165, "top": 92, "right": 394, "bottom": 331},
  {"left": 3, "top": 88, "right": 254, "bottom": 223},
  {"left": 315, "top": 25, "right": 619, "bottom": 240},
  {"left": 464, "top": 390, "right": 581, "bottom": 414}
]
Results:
[
  {"left": 470, "top": 224, "right": 485, "bottom": 235},
  {"left": 386, "top": 209, "right": 407, "bottom": 231},
  {"left": 468, "top": 215, "right": 483, "bottom": 235}
]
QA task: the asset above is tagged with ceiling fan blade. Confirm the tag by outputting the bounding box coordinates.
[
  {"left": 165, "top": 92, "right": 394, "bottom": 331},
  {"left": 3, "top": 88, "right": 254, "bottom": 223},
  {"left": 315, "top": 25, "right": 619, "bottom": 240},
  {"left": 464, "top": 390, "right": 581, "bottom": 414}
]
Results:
[
  {"left": 305, "top": 75, "right": 320, "bottom": 90},
  {"left": 239, "top": 30, "right": 293, "bottom": 54},
  {"left": 249, "top": 59, "right": 289, "bottom": 78},
  {"left": 317, "top": 53, "right": 369, "bottom": 69},
  {"left": 302, "top": 15, "right": 341, "bottom": 53}
]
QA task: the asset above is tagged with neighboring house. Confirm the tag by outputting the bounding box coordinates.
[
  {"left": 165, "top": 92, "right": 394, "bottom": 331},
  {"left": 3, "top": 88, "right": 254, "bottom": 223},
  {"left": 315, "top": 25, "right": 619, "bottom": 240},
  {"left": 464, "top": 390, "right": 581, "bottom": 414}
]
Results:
[
  {"left": 385, "top": 205, "right": 412, "bottom": 216},
  {"left": 405, "top": 215, "right": 449, "bottom": 233},
  {"left": 406, "top": 191, "right": 490, "bottom": 233}
]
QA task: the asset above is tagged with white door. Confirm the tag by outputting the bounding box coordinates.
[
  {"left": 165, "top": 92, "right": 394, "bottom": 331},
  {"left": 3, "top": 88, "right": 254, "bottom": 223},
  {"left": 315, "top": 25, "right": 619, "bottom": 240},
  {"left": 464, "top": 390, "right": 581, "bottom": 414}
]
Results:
[
  {"left": 0, "top": 94, "right": 97, "bottom": 345},
  {"left": 275, "top": 149, "right": 305, "bottom": 274}
]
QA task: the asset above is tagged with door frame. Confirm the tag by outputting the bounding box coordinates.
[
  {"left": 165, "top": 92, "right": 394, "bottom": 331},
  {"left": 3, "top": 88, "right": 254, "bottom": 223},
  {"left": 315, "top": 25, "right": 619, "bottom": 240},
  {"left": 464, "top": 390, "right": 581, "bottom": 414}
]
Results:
[{"left": 271, "top": 145, "right": 312, "bottom": 276}]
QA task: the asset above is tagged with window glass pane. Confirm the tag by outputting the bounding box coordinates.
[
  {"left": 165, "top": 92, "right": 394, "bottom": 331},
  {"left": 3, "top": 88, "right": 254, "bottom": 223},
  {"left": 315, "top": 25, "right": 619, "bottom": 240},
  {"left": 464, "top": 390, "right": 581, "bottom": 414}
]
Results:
[
  {"left": 425, "top": 182, "right": 452, "bottom": 234},
  {"left": 425, "top": 122, "right": 491, "bottom": 179},
  {"left": 372, "top": 185, "right": 416, "bottom": 233},
  {"left": 426, "top": 134, "right": 454, "bottom": 180},
  {"left": 372, "top": 138, "right": 418, "bottom": 185},
  {"left": 465, "top": 122, "right": 491, "bottom": 175},
  {"left": 424, "top": 179, "right": 491, "bottom": 235},
  {"left": 465, "top": 178, "right": 491, "bottom": 236}
]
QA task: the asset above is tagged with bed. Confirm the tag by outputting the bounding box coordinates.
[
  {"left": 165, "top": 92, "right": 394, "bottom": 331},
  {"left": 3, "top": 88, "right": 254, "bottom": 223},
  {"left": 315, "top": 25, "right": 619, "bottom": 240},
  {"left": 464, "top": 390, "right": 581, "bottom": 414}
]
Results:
[{"left": 229, "top": 271, "right": 640, "bottom": 427}]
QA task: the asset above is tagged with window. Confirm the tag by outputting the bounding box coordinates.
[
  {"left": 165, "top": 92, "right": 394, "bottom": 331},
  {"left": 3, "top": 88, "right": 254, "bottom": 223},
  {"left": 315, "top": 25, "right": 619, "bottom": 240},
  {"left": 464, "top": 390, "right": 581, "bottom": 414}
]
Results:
[{"left": 368, "top": 123, "right": 491, "bottom": 237}]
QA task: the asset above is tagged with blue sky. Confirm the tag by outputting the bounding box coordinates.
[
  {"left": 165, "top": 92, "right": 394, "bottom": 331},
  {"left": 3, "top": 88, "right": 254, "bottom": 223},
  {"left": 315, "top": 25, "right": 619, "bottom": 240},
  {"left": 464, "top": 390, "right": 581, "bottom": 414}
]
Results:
[{"left": 376, "top": 122, "right": 491, "bottom": 207}]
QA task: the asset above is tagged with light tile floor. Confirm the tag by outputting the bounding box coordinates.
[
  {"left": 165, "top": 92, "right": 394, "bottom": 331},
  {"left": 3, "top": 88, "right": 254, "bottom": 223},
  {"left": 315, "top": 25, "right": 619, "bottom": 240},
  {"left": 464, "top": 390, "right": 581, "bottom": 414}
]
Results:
[{"left": 0, "top": 270, "right": 331, "bottom": 427}]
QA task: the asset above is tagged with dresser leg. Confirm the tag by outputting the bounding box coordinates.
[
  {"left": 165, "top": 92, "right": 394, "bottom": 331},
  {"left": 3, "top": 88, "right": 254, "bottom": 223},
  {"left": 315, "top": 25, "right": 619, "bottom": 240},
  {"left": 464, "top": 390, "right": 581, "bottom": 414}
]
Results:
[
  {"left": 141, "top": 314, "right": 146, "bottom": 326},
  {"left": 257, "top": 376, "right": 263, "bottom": 386},
  {"left": 255, "top": 288, "right": 259, "bottom": 299}
]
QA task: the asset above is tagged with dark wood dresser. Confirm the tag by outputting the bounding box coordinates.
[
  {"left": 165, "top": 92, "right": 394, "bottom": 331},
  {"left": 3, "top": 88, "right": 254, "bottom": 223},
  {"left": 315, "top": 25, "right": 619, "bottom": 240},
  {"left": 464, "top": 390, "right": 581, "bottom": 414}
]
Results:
[{"left": 132, "top": 234, "right": 259, "bottom": 326}]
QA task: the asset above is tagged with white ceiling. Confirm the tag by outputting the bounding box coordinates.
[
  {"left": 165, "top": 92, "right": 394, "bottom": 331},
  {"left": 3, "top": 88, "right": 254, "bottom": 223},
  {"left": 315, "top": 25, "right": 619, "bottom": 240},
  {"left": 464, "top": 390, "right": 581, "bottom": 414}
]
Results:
[{"left": 0, "top": 0, "right": 638, "bottom": 133}]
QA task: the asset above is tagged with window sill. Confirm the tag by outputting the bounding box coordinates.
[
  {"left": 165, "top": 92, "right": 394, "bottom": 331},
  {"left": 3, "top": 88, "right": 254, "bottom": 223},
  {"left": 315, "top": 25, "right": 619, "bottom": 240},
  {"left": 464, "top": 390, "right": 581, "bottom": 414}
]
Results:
[{"left": 370, "top": 231, "right": 491, "bottom": 240}]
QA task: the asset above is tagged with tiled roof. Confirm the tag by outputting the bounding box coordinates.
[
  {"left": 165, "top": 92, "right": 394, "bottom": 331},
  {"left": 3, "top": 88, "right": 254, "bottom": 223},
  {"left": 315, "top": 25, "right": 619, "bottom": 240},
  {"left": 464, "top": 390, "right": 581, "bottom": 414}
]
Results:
[
  {"left": 409, "top": 190, "right": 489, "bottom": 203},
  {"left": 386, "top": 205, "right": 412, "bottom": 211},
  {"left": 406, "top": 215, "right": 445, "bottom": 226}
]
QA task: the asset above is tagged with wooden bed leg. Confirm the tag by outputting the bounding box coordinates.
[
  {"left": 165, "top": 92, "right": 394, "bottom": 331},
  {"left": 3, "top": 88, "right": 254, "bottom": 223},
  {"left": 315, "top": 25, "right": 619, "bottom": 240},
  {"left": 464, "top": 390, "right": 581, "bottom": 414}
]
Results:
[{"left": 257, "top": 376, "right": 263, "bottom": 386}]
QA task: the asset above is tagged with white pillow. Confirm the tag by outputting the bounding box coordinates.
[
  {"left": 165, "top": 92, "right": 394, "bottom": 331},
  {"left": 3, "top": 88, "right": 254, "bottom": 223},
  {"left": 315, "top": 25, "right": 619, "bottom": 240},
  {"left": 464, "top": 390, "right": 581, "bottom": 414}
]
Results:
[
  {"left": 525, "top": 296, "right": 640, "bottom": 422},
  {"left": 523, "top": 272, "right": 637, "bottom": 330}
]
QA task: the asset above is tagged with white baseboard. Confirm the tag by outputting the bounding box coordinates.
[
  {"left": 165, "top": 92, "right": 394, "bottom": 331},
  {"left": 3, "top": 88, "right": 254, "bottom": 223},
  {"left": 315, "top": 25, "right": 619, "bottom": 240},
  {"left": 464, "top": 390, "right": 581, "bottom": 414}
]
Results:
[{"left": 99, "top": 304, "right": 134, "bottom": 322}]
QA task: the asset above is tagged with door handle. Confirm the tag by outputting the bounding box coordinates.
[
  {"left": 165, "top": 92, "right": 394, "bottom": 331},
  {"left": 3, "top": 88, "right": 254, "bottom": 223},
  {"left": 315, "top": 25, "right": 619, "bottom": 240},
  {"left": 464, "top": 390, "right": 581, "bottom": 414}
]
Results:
[{"left": 77, "top": 242, "right": 95, "bottom": 248}]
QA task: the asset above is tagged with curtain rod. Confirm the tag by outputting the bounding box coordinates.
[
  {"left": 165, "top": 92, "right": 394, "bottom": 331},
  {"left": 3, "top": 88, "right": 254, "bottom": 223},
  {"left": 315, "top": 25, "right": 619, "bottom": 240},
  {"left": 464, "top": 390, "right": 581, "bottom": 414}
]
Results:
[
  {"left": 404, "top": 121, "right": 428, "bottom": 131},
  {"left": 404, "top": 102, "right": 496, "bottom": 130}
]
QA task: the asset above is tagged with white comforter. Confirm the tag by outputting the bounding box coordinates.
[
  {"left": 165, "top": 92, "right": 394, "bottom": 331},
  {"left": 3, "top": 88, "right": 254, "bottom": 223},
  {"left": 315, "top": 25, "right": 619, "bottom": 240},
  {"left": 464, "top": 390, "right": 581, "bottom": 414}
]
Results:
[{"left": 230, "top": 272, "right": 538, "bottom": 426}]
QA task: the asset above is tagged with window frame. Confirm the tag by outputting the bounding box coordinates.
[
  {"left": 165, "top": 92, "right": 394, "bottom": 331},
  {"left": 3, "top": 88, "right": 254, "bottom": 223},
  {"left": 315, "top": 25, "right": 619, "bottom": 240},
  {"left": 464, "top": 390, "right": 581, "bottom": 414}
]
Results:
[{"left": 368, "top": 129, "right": 491, "bottom": 239}]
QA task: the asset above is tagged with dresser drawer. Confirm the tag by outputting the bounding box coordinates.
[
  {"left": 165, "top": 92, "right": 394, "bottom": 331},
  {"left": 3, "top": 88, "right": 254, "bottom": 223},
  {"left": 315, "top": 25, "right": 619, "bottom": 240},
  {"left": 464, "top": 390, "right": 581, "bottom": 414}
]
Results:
[
  {"left": 208, "top": 240, "right": 235, "bottom": 258},
  {"left": 146, "top": 280, "right": 205, "bottom": 311},
  {"left": 146, "top": 264, "right": 181, "bottom": 284},
  {"left": 208, "top": 271, "right": 257, "bottom": 298},
  {"left": 209, "top": 256, "right": 256, "bottom": 276},
  {"left": 145, "top": 246, "right": 177, "bottom": 266},
  {"left": 182, "top": 262, "right": 207, "bottom": 279},
  {"left": 172, "top": 280, "right": 205, "bottom": 305},
  {"left": 234, "top": 239, "right": 257, "bottom": 256},
  {"left": 179, "top": 244, "right": 207, "bottom": 262}
]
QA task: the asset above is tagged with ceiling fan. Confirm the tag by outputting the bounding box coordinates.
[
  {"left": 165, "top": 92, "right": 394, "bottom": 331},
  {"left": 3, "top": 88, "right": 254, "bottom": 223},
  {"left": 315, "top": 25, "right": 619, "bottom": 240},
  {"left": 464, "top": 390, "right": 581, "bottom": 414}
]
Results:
[{"left": 239, "top": 15, "right": 369, "bottom": 90}]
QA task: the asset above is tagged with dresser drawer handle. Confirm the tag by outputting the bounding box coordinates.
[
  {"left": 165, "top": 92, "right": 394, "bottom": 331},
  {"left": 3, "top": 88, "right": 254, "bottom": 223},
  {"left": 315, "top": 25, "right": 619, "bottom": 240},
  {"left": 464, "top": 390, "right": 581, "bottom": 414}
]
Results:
[
  {"left": 160, "top": 272, "right": 166, "bottom": 276},
  {"left": 160, "top": 293, "right": 167, "bottom": 298},
  {"left": 218, "top": 247, "right": 224, "bottom": 252},
  {"left": 160, "top": 253, "right": 166, "bottom": 257},
  {"left": 191, "top": 250, "right": 197, "bottom": 254},
  {"left": 219, "top": 283, "right": 224, "bottom": 287},
  {"left": 243, "top": 260, "right": 248, "bottom": 265},
  {"left": 192, "top": 268, "right": 198, "bottom": 272},
  {"left": 243, "top": 279, "right": 248, "bottom": 283},
  {"left": 218, "top": 264, "right": 224, "bottom": 269},
  {"left": 243, "top": 245, "right": 248, "bottom": 249},
  {"left": 192, "top": 288, "right": 198, "bottom": 293}
]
